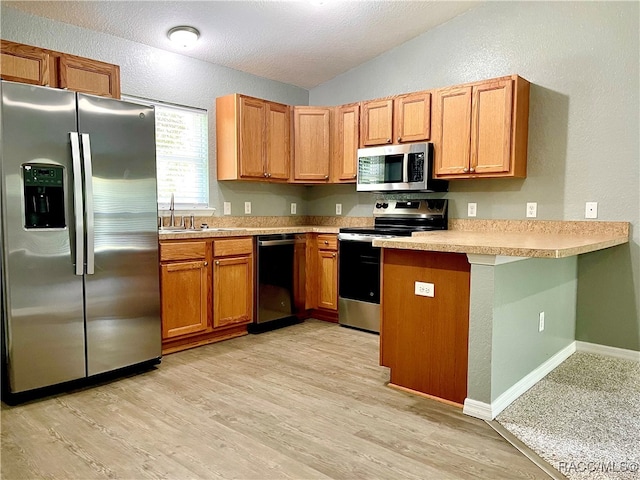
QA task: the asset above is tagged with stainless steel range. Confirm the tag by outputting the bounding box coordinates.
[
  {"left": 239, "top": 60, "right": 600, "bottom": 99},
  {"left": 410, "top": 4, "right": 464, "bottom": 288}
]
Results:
[{"left": 337, "top": 199, "right": 448, "bottom": 333}]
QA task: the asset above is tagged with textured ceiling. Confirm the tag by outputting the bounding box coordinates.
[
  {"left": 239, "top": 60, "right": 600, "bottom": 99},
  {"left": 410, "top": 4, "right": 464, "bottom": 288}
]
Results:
[{"left": 5, "top": 1, "right": 480, "bottom": 89}]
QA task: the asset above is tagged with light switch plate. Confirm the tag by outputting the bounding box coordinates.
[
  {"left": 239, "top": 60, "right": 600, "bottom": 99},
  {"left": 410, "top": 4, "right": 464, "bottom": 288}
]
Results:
[
  {"left": 223, "top": 202, "right": 231, "bottom": 215},
  {"left": 467, "top": 203, "right": 477, "bottom": 217},
  {"left": 291, "top": 203, "right": 297, "bottom": 215},
  {"left": 244, "top": 201, "right": 251, "bottom": 214},
  {"left": 336, "top": 203, "right": 342, "bottom": 215}
]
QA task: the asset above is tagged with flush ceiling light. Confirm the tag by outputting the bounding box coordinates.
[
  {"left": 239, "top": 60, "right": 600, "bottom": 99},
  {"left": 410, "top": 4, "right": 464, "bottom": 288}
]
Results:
[{"left": 168, "top": 26, "right": 200, "bottom": 47}]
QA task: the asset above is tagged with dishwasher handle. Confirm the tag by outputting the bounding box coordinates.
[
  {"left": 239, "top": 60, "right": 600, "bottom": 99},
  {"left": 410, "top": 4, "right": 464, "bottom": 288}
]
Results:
[{"left": 258, "top": 239, "right": 296, "bottom": 247}]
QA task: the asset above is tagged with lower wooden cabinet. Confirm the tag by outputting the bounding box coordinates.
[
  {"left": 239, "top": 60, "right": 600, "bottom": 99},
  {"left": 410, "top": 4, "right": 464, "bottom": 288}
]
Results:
[
  {"left": 317, "top": 245, "right": 338, "bottom": 311},
  {"left": 159, "top": 233, "right": 342, "bottom": 353},
  {"left": 161, "top": 259, "right": 209, "bottom": 338},
  {"left": 212, "top": 238, "right": 254, "bottom": 328},
  {"left": 306, "top": 233, "right": 339, "bottom": 320},
  {"left": 159, "top": 237, "right": 253, "bottom": 354}
]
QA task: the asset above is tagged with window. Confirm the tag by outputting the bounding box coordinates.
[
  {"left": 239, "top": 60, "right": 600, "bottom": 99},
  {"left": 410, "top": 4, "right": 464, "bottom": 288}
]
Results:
[{"left": 123, "top": 95, "right": 209, "bottom": 208}]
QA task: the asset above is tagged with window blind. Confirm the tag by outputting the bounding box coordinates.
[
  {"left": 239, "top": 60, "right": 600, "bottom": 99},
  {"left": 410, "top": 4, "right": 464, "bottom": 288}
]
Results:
[{"left": 123, "top": 95, "right": 209, "bottom": 208}]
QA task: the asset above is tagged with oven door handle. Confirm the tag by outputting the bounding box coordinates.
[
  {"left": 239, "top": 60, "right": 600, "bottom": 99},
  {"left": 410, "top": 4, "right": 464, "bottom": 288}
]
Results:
[{"left": 338, "top": 234, "right": 376, "bottom": 243}]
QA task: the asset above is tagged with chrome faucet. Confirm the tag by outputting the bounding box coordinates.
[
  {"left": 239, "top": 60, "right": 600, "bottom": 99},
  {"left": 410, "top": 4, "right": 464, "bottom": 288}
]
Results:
[
  {"left": 163, "top": 193, "right": 184, "bottom": 229},
  {"left": 169, "top": 192, "right": 176, "bottom": 227}
]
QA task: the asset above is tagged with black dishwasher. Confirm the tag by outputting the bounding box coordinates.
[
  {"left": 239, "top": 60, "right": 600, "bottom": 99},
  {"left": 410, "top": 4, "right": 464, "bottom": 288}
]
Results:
[{"left": 251, "top": 234, "right": 301, "bottom": 332}]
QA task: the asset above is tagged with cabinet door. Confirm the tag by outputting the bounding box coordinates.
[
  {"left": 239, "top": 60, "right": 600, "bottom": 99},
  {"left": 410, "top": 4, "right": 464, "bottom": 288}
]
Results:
[
  {"left": 239, "top": 96, "right": 267, "bottom": 179},
  {"left": 332, "top": 104, "right": 359, "bottom": 182},
  {"left": 471, "top": 79, "right": 513, "bottom": 175},
  {"left": 317, "top": 249, "right": 338, "bottom": 311},
  {"left": 161, "top": 260, "right": 209, "bottom": 339},
  {"left": 0, "top": 40, "right": 51, "bottom": 86},
  {"left": 293, "top": 107, "right": 331, "bottom": 181},
  {"left": 266, "top": 102, "right": 291, "bottom": 180},
  {"left": 58, "top": 54, "right": 121, "bottom": 98},
  {"left": 395, "top": 92, "right": 431, "bottom": 143},
  {"left": 213, "top": 255, "right": 253, "bottom": 328},
  {"left": 360, "top": 99, "right": 393, "bottom": 146},
  {"left": 433, "top": 86, "right": 472, "bottom": 176}
]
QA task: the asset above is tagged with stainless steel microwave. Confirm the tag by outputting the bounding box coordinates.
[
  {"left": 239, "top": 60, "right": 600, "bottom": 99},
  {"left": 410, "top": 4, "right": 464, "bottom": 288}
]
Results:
[{"left": 356, "top": 142, "right": 448, "bottom": 192}]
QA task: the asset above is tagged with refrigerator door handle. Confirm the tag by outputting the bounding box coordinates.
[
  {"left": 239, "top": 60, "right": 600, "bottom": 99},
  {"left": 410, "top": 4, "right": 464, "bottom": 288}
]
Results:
[
  {"left": 70, "top": 132, "right": 85, "bottom": 275},
  {"left": 80, "top": 133, "right": 95, "bottom": 275}
]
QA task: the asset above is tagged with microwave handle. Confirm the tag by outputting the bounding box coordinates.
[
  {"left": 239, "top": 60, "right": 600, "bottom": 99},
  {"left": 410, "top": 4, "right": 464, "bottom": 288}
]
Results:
[{"left": 403, "top": 153, "right": 409, "bottom": 183}]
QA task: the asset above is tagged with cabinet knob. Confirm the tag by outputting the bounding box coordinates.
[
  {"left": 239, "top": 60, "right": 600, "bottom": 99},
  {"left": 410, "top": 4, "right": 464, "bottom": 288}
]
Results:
[
  {"left": 386, "top": 138, "right": 391, "bottom": 143},
  {"left": 204, "top": 261, "right": 208, "bottom": 266},
  {"left": 215, "top": 260, "right": 220, "bottom": 265},
  {"left": 324, "top": 175, "right": 329, "bottom": 180},
  {"left": 463, "top": 168, "right": 469, "bottom": 173},
  {"left": 267, "top": 173, "right": 272, "bottom": 178},
  {"left": 397, "top": 137, "right": 401, "bottom": 142},
  {"left": 352, "top": 174, "right": 357, "bottom": 178},
  {"left": 324, "top": 240, "right": 329, "bottom": 245},
  {"left": 263, "top": 172, "right": 268, "bottom": 177},
  {"left": 332, "top": 253, "right": 336, "bottom": 258},
  {"left": 470, "top": 167, "right": 475, "bottom": 173}
]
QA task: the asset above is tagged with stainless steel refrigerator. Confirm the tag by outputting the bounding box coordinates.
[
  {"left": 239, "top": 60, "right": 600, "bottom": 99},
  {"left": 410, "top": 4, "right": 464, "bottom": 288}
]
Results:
[{"left": 1, "top": 80, "right": 161, "bottom": 395}]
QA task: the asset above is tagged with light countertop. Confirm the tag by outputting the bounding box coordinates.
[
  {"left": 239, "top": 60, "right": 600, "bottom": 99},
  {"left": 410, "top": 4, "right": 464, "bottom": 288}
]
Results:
[
  {"left": 158, "top": 225, "right": 339, "bottom": 240},
  {"left": 372, "top": 227, "right": 629, "bottom": 258}
]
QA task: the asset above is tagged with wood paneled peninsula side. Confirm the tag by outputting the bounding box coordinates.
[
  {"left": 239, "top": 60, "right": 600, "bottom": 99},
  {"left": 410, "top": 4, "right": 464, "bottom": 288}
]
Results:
[{"left": 373, "top": 220, "right": 629, "bottom": 420}]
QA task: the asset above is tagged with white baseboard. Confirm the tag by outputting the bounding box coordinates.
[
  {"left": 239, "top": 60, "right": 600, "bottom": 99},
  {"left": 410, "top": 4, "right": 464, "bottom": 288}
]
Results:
[
  {"left": 463, "top": 398, "right": 493, "bottom": 420},
  {"left": 576, "top": 341, "right": 640, "bottom": 361},
  {"left": 464, "top": 341, "right": 576, "bottom": 420}
]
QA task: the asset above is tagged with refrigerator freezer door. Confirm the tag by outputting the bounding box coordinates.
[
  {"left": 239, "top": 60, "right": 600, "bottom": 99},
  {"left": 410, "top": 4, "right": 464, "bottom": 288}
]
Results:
[
  {"left": 1, "top": 81, "right": 86, "bottom": 393},
  {"left": 77, "top": 94, "right": 161, "bottom": 376}
]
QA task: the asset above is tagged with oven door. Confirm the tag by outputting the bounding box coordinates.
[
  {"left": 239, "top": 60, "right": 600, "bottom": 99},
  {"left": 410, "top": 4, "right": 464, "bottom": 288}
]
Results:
[{"left": 338, "top": 237, "right": 381, "bottom": 333}]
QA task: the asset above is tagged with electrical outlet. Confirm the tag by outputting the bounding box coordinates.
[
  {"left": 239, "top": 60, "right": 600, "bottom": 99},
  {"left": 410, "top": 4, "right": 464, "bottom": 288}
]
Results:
[
  {"left": 291, "top": 203, "right": 297, "bottom": 215},
  {"left": 414, "top": 281, "right": 435, "bottom": 298},
  {"left": 223, "top": 202, "right": 231, "bottom": 215},
  {"left": 336, "top": 203, "right": 342, "bottom": 215},
  {"left": 244, "top": 201, "right": 251, "bottom": 214},
  {"left": 467, "top": 203, "right": 477, "bottom": 217},
  {"left": 585, "top": 202, "right": 598, "bottom": 219},
  {"left": 539, "top": 312, "right": 545, "bottom": 332},
  {"left": 526, "top": 202, "right": 537, "bottom": 218}
]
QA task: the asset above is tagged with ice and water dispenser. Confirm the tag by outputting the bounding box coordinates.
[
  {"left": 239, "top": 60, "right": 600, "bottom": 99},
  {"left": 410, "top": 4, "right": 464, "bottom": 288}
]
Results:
[{"left": 22, "top": 164, "right": 66, "bottom": 228}]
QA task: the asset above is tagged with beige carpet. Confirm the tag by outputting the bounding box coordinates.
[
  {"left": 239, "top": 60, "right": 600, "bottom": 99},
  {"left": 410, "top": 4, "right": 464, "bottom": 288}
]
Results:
[{"left": 497, "top": 352, "right": 640, "bottom": 480}]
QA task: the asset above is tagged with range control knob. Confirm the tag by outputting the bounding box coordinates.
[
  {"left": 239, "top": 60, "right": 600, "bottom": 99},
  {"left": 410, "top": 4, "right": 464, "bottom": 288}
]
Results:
[
  {"left": 382, "top": 203, "right": 389, "bottom": 209},
  {"left": 375, "top": 202, "right": 383, "bottom": 209}
]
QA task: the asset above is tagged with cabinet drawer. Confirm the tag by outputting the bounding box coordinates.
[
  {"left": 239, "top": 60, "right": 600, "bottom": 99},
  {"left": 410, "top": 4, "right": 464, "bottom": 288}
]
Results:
[
  {"left": 160, "top": 241, "right": 207, "bottom": 261},
  {"left": 317, "top": 234, "right": 337, "bottom": 250},
  {"left": 213, "top": 237, "right": 253, "bottom": 257}
]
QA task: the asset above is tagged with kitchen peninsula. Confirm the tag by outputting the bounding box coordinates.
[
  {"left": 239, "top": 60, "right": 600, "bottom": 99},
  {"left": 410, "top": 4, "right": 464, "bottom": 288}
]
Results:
[{"left": 373, "top": 219, "right": 629, "bottom": 421}]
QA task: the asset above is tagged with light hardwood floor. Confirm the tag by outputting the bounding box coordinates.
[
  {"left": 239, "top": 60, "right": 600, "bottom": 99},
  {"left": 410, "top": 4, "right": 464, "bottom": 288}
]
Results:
[{"left": 1, "top": 319, "right": 549, "bottom": 479}]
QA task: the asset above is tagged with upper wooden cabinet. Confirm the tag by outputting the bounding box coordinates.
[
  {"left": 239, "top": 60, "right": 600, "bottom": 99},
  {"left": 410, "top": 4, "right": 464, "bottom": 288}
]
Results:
[
  {"left": 0, "top": 40, "right": 50, "bottom": 85},
  {"left": 58, "top": 53, "right": 121, "bottom": 99},
  {"left": 331, "top": 103, "right": 359, "bottom": 183},
  {"left": 360, "top": 91, "right": 431, "bottom": 147},
  {"left": 432, "top": 75, "right": 530, "bottom": 179},
  {"left": 394, "top": 92, "right": 431, "bottom": 144},
  {"left": 0, "top": 40, "right": 121, "bottom": 98},
  {"left": 292, "top": 106, "right": 331, "bottom": 182},
  {"left": 360, "top": 98, "right": 393, "bottom": 146},
  {"left": 216, "top": 93, "right": 291, "bottom": 181}
]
